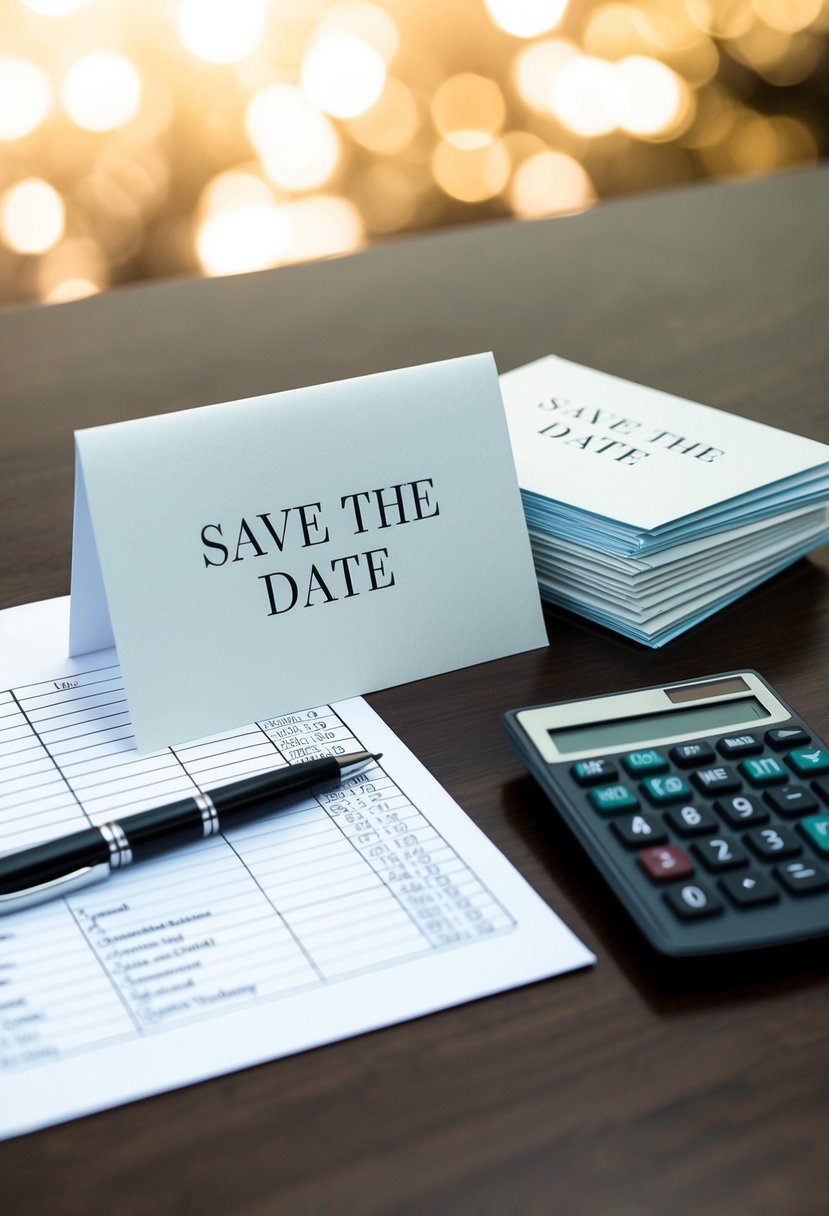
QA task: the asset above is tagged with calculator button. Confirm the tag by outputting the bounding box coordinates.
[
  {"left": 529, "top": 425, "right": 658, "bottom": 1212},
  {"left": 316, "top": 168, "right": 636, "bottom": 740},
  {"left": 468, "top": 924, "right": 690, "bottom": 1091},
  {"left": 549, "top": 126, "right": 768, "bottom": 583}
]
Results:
[
  {"left": 764, "top": 784, "right": 818, "bottom": 819},
  {"left": 739, "top": 756, "right": 787, "bottom": 786},
  {"left": 744, "top": 825, "right": 801, "bottom": 861},
  {"left": 799, "top": 813, "right": 829, "bottom": 856},
  {"left": 622, "top": 749, "right": 668, "bottom": 776},
  {"left": 611, "top": 813, "right": 667, "bottom": 848},
  {"left": 665, "top": 882, "right": 722, "bottom": 920},
  {"left": 785, "top": 746, "right": 829, "bottom": 778},
  {"left": 670, "top": 742, "right": 716, "bottom": 768},
  {"left": 775, "top": 859, "right": 829, "bottom": 895},
  {"left": 714, "top": 793, "right": 769, "bottom": 828},
  {"left": 766, "top": 727, "right": 810, "bottom": 750},
  {"left": 588, "top": 784, "right": 638, "bottom": 814},
  {"left": 811, "top": 777, "right": 829, "bottom": 805},
  {"left": 691, "top": 765, "right": 741, "bottom": 796},
  {"left": 692, "top": 835, "right": 748, "bottom": 872},
  {"left": 640, "top": 774, "right": 692, "bottom": 805},
  {"left": 664, "top": 803, "right": 719, "bottom": 837},
  {"left": 720, "top": 871, "right": 779, "bottom": 908},
  {"left": 717, "top": 733, "right": 763, "bottom": 758},
  {"left": 571, "top": 758, "right": 618, "bottom": 785},
  {"left": 638, "top": 845, "right": 694, "bottom": 882}
]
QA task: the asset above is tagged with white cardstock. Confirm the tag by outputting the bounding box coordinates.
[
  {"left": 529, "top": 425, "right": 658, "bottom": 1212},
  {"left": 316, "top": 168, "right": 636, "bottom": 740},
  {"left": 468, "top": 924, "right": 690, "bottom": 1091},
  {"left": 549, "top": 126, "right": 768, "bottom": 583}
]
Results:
[
  {"left": 69, "top": 354, "right": 547, "bottom": 751},
  {"left": 500, "top": 354, "right": 829, "bottom": 532}
]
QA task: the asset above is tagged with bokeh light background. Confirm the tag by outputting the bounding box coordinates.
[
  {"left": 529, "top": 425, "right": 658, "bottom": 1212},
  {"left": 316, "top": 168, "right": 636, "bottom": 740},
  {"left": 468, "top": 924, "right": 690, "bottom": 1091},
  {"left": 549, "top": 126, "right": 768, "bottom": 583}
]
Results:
[{"left": 0, "top": 0, "right": 826, "bottom": 306}]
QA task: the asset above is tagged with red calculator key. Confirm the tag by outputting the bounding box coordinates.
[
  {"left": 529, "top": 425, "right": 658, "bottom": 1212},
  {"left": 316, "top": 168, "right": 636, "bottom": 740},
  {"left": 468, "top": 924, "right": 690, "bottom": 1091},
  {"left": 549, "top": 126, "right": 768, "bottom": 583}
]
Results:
[{"left": 638, "top": 845, "right": 694, "bottom": 882}]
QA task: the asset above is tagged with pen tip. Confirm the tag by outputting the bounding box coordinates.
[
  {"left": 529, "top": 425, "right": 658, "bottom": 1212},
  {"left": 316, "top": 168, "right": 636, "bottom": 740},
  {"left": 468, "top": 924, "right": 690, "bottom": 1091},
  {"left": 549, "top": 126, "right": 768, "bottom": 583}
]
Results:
[{"left": 337, "top": 750, "right": 382, "bottom": 775}]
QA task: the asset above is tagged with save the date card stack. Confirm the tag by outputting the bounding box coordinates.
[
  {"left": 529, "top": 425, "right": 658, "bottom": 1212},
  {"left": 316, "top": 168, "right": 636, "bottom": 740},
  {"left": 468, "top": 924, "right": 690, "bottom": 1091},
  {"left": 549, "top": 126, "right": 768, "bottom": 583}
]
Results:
[{"left": 499, "top": 355, "right": 829, "bottom": 647}]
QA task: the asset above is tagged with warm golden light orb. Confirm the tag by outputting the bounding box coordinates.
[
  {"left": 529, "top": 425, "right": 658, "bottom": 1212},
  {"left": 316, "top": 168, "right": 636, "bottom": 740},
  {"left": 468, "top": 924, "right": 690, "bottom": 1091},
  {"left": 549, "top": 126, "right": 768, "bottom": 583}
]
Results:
[
  {"left": 685, "top": 0, "right": 755, "bottom": 39},
  {"left": 551, "top": 56, "right": 624, "bottom": 136},
  {"left": 752, "top": 0, "right": 823, "bottom": 33},
  {"left": 43, "top": 278, "right": 101, "bottom": 303},
  {"left": 196, "top": 203, "right": 291, "bottom": 276},
  {"left": 200, "top": 169, "right": 273, "bottom": 216},
  {"left": 616, "top": 56, "right": 691, "bottom": 138},
  {"left": 316, "top": 2, "right": 400, "bottom": 64},
  {"left": 509, "top": 150, "right": 595, "bottom": 216},
  {"left": 62, "top": 51, "right": 141, "bottom": 132},
  {"left": 0, "top": 59, "right": 52, "bottom": 141},
  {"left": 278, "top": 195, "right": 365, "bottom": 263},
  {"left": 36, "top": 236, "right": 107, "bottom": 302},
  {"left": 177, "top": 0, "right": 267, "bottom": 66},
  {"left": 301, "top": 32, "right": 387, "bottom": 119},
  {"left": 246, "top": 85, "right": 341, "bottom": 192},
  {"left": 484, "top": 0, "right": 570, "bottom": 39},
  {"left": 583, "top": 4, "right": 646, "bottom": 56},
  {"left": 1, "top": 178, "right": 65, "bottom": 254},
  {"left": 347, "top": 78, "right": 419, "bottom": 154},
  {"left": 511, "top": 38, "right": 579, "bottom": 116},
  {"left": 432, "top": 137, "right": 511, "bottom": 203},
  {"left": 431, "top": 74, "right": 506, "bottom": 147}
]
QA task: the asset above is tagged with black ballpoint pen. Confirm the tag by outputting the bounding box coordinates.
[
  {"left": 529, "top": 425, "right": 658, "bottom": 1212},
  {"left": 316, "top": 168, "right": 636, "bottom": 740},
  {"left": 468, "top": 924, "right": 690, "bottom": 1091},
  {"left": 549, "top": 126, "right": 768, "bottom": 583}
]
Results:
[{"left": 0, "top": 750, "right": 381, "bottom": 915}]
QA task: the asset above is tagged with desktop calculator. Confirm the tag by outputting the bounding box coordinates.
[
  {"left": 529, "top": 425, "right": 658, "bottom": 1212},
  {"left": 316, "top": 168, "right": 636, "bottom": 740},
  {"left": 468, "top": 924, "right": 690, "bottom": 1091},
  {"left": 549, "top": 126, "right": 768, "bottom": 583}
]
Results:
[{"left": 504, "top": 672, "right": 829, "bottom": 957}]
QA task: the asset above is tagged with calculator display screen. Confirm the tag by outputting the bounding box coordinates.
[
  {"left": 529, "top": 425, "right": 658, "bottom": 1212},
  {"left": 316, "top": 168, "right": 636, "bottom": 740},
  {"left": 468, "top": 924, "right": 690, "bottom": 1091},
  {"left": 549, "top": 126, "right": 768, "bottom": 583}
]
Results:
[{"left": 549, "top": 695, "right": 769, "bottom": 754}]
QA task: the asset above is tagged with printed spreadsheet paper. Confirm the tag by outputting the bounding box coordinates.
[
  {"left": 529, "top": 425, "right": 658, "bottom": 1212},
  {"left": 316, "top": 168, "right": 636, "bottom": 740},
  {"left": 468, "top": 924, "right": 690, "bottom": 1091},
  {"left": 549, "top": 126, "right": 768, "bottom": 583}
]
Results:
[{"left": 0, "top": 598, "right": 593, "bottom": 1141}]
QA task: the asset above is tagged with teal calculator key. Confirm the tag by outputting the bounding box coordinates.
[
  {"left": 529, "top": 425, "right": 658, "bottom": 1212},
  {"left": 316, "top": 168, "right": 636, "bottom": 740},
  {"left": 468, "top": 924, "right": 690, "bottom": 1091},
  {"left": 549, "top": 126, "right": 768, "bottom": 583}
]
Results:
[
  {"left": 588, "top": 783, "right": 639, "bottom": 814},
  {"left": 799, "top": 813, "right": 829, "bottom": 856},
  {"left": 571, "top": 758, "right": 617, "bottom": 785},
  {"left": 786, "top": 746, "right": 829, "bottom": 777},
  {"left": 739, "top": 755, "right": 787, "bottom": 785},
  {"left": 641, "top": 774, "right": 692, "bottom": 804},
  {"left": 622, "top": 750, "right": 668, "bottom": 776}
]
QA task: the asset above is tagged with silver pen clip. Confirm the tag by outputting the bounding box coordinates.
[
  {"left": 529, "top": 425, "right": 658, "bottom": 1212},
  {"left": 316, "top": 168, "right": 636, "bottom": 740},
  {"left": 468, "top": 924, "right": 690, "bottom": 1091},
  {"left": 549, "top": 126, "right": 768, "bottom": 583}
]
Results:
[{"left": 0, "top": 862, "right": 111, "bottom": 914}]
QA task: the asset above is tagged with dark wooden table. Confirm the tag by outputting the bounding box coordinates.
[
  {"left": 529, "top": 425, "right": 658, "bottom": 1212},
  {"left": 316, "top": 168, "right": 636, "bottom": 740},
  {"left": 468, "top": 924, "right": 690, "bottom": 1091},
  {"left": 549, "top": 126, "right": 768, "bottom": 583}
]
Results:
[{"left": 2, "top": 167, "right": 828, "bottom": 1215}]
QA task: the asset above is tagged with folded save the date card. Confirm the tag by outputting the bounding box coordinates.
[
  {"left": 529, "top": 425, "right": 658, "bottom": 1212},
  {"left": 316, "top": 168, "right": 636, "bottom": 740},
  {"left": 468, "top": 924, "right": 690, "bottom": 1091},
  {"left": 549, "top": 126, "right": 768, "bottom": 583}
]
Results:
[
  {"left": 499, "top": 355, "right": 829, "bottom": 646},
  {"left": 70, "top": 354, "right": 547, "bottom": 751}
]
